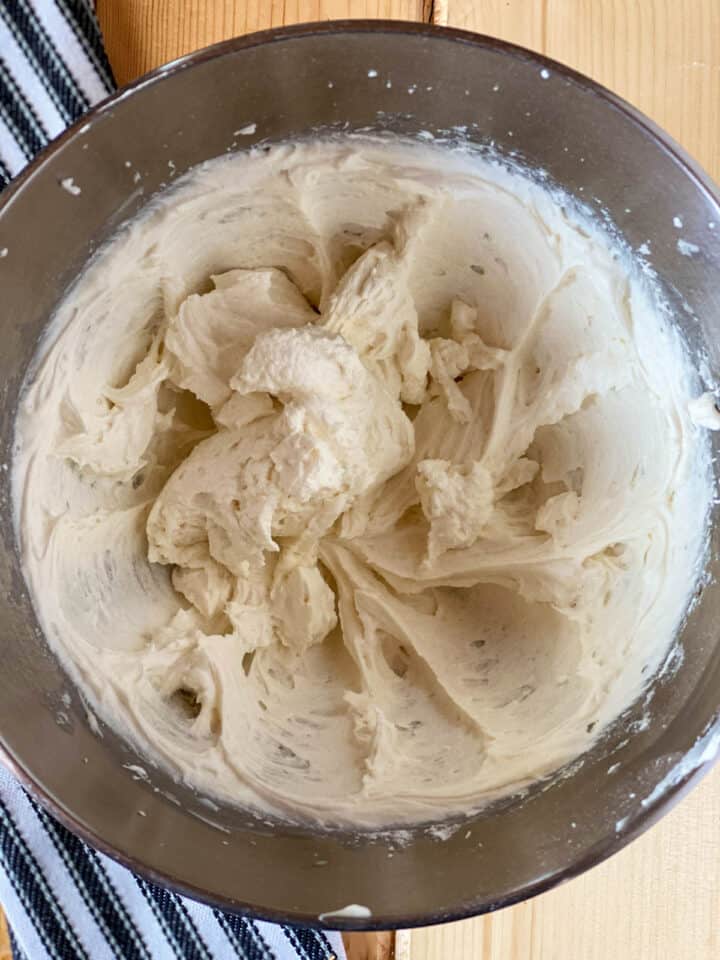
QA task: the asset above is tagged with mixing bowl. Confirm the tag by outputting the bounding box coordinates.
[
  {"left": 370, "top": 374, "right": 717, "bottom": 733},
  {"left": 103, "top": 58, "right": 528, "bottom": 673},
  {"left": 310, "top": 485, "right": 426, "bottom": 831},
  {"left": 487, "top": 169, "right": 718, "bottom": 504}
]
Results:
[{"left": 0, "top": 20, "right": 719, "bottom": 931}]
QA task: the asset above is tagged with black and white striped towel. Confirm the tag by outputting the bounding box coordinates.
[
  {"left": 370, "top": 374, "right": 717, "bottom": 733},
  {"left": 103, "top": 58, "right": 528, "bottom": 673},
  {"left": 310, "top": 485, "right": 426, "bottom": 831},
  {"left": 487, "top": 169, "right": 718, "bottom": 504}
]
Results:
[
  {"left": 0, "top": 3, "right": 345, "bottom": 957},
  {"left": 0, "top": 0, "right": 113, "bottom": 184},
  {"left": 0, "top": 767, "right": 344, "bottom": 960}
]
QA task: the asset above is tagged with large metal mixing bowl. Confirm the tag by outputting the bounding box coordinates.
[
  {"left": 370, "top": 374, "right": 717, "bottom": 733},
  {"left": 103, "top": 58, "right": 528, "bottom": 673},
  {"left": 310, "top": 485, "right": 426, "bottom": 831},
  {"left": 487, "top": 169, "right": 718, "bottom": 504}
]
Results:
[{"left": 0, "top": 20, "right": 718, "bottom": 931}]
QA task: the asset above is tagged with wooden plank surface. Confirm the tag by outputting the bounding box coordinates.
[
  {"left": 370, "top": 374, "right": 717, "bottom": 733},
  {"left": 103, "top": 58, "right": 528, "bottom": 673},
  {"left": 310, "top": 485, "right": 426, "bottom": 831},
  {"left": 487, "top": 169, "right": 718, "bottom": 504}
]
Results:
[
  {"left": 405, "top": 768, "right": 720, "bottom": 959},
  {"left": 97, "top": 0, "right": 427, "bottom": 86},
  {"left": 437, "top": 0, "right": 720, "bottom": 187},
  {"left": 0, "top": 912, "right": 9, "bottom": 960},
  {"left": 1, "top": 3, "right": 716, "bottom": 959}
]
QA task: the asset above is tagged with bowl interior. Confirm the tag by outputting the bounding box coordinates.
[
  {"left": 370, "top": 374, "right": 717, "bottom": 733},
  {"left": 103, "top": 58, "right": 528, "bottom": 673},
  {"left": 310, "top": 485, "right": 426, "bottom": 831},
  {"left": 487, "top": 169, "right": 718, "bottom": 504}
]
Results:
[{"left": 0, "top": 21, "right": 719, "bottom": 929}]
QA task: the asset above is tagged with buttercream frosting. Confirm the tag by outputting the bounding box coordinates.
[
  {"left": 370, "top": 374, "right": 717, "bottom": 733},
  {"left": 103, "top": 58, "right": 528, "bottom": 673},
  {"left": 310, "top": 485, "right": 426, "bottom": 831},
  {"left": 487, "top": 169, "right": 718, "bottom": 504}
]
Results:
[{"left": 13, "top": 139, "right": 710, "bottom": 824}]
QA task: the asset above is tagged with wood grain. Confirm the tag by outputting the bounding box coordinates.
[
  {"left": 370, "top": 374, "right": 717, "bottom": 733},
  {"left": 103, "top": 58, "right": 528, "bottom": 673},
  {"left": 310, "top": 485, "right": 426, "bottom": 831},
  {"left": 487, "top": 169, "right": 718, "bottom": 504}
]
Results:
[
  {"left": 407, "top": 767, "right": 720, "bottom": 960},
  {"left": 343, "top": 930, "right": 394, "bottom": 960},
  {"left": 433, "top": 0, "right": 720, "bottom": 183},
  {"left": 0, "top": 911, "right": 10, "bottom": 960},
  {"left": 96, "top": 0, "right": 426, "bottom": 86}
]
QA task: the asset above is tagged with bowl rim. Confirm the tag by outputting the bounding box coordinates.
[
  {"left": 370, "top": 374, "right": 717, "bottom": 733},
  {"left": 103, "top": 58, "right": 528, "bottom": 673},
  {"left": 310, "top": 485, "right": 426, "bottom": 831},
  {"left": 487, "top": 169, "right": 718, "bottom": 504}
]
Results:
[{"left": 1, "top": 17, "right": 719, "bottom": 931}]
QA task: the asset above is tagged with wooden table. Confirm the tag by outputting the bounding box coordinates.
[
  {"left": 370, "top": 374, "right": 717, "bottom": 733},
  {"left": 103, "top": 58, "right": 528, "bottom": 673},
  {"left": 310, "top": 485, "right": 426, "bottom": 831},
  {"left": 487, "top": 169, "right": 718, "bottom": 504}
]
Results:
[{"left": 2, "top": 3, "right": 719, "bottom": 958}]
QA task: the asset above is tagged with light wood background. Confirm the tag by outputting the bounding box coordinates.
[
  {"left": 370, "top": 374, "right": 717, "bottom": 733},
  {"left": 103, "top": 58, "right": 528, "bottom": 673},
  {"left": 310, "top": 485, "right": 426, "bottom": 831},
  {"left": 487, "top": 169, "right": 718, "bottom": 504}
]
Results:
[
  {"left": 1, "top": 2, "right": 718, "bottom": 959},
  {"left": 0, "top": 912, "right": 9, "bottom": 960}
]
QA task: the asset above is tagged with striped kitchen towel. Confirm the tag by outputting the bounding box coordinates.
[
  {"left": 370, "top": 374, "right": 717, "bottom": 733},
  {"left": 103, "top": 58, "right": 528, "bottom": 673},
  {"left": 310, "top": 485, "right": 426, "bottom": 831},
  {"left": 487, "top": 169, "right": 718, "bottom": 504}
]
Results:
[
  {"left": 0, "top": 0, "right": 113, "bottom": 184},
  {"left": 0, "top": 3, "right": 345, "bottom": 958},
  {"left": 0, "top": 767, "right": 345, "bottom": 960}
]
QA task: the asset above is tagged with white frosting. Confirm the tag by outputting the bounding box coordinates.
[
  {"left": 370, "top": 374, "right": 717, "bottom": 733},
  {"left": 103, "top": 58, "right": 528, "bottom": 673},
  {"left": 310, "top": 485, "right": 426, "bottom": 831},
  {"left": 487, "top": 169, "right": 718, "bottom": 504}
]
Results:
[
  {"left": 689, "top": 391, "right": 720, "bottom": 430},
  {"left": 13, "top": 139, "right": 710, "bottom": 825},
  {"left": 318, "top": 904, "right": 372, "bottom": 921}
]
